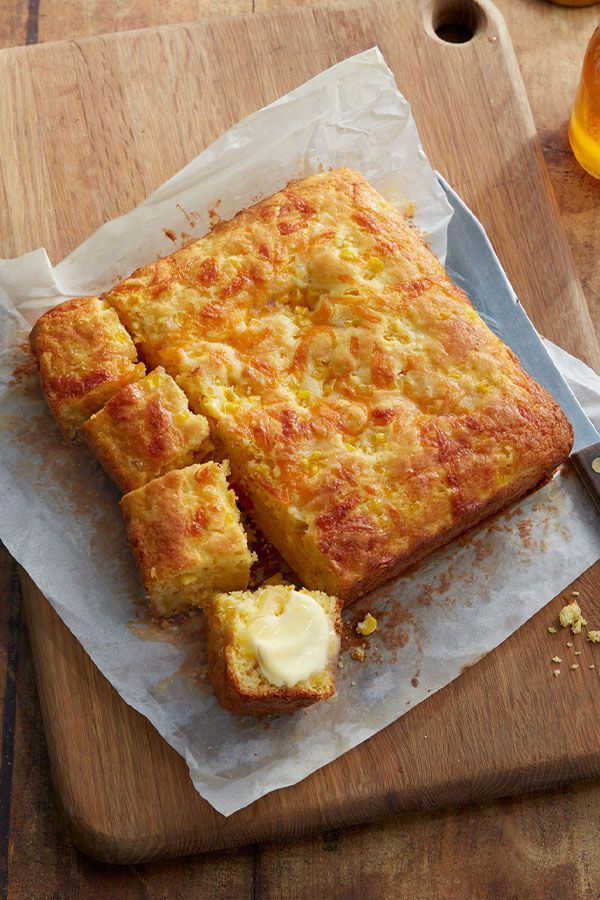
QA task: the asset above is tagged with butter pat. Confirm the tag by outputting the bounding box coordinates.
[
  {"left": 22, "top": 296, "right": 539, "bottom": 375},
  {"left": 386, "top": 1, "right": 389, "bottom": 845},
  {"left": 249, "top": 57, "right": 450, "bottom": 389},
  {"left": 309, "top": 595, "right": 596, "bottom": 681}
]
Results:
[{"left": 243, "top": 590, "right": 331, "bottom": 688}]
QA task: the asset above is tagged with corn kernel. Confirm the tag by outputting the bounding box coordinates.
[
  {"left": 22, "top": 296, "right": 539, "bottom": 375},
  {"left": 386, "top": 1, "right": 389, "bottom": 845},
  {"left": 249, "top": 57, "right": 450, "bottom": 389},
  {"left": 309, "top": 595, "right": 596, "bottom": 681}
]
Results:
[
  {"left": 180, "top": 574, "right": 196, "bottom": 586},
  {"left": 146, "top": 370, "right": 162, "bottom": 389},
  {"left": 297, "top": 389, "right": 311, "bottom": 401},
  {"left": 339, "top": 248, "right": 358, "bottom": 261},
  {"left": 356, "top": 613, "right": 377, "bottom": 636},
  {"left": 174, "top": 411, "right": 190, "bottom": 427},
  {"left": 366, "top": 257, "right": 385, "bottom": 276}
]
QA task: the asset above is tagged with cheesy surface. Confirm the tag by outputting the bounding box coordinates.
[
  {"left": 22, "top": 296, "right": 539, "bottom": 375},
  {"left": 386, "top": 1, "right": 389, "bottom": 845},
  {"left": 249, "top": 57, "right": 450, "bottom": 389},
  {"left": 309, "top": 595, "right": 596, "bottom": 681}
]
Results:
[
  {"left": 30, "top": 296, "right": 145, "bottom": 436},
  {"left": 120, "top": 462, "right": 253, "bottom": 616},
  {"left": 106, "top": 169, "right": 573, "bottom": 601},
  {"left": 81, "top": 366, "right": 211, "bottom": 492}
]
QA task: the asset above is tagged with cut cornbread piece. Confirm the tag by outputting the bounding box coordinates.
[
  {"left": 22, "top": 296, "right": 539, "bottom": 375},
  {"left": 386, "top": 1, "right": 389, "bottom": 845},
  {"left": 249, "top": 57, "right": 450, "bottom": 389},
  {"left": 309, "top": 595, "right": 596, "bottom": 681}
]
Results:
[
  {"left": 29, "top": 296, "right": 145, "bottom": 438},
  {"left": 205, "top": 584, "right": 341, "bottom": 715},
  {"left": 105, "top": 168, "right": 573, "bottom": 604},
  {"left": 80, "top": 367, "right": 211, "bottom": 492},
  {"left": 120, "top": 462, "right": 254, "bottom": 617}
]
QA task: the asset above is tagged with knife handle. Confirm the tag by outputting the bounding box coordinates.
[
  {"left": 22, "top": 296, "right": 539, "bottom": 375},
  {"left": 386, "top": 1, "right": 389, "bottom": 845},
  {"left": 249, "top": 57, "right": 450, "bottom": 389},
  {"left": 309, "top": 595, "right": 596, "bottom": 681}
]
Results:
[{"left": 571, "top": 442, "right": 600, "bottom": 515}]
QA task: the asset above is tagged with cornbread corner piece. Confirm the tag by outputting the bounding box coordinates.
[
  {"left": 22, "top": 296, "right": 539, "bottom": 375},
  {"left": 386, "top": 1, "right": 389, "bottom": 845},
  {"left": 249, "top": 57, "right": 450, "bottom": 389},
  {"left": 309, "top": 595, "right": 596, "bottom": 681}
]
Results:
[
  {"left": 105, "top": 167, "right": 574, "bottom": 605},
  {"left": 80, "top": 367, "right": 211, "bottom": 492},
  {"left": 119, "top": 461, "right": 254, "bottom": 617},
  {"left": 205, "top": 584, "right": 342, "bottom": 716},
  {"left": 29, "top": 296, "right": 145, "bottom": 438}
]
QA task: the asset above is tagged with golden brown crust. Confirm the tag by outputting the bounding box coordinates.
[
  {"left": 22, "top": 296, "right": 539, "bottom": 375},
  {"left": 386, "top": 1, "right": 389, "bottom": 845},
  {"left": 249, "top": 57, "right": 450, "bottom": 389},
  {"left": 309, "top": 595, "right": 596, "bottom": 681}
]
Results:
[
  {"left": 80, "top": 367, "right": 211, "bottom": 492},
  {"left": 119, "top": 462, "right": 254, "bottom": 617},
  {"left": 30, "top": 296, "right": 145, "bottom": 437},
  {"left": 205, "top": 587, "right": 342, "bottom": 715},
  {"left": 105, "top": 168, "right": 573, "bottom": 604}
]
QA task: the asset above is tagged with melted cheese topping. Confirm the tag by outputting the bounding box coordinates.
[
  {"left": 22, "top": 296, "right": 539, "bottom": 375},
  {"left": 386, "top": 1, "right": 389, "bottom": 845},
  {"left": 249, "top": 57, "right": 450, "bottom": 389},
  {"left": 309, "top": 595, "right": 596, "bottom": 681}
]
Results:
[
  {"left": 240, "top": 589, "right": 331, "bottom": 687},
  {"left": 105, "top": 168, "right": 572, "bottom": 598}
]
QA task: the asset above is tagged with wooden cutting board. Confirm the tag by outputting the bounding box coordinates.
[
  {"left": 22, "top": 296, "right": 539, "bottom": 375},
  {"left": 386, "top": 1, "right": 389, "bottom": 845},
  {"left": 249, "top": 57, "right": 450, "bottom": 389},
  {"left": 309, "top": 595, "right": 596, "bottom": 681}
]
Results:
[{"left": 2, "top": 0, "right": 599, "bottom": 864}]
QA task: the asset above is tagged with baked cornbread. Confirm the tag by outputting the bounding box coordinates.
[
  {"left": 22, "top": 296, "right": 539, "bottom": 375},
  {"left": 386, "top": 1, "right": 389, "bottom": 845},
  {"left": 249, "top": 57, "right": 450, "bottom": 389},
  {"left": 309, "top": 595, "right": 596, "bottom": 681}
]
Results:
[
  {"left": 29, "top": 297, "right": 146, "bottom": 438},
  {"left": 105, "top": 168, "right": 573, "bottom": 603},
  {"left": 205, "top": 584, "right": 341, "bottom": 715},
  {"left": 30, "top": 296, "right": 145, "bottom": 437},
  {"left": 120, "top": 462, "right": 255, "bottom": 617},
  {"left": 80, "top": 367, "right": 211, "bottom": 492}
]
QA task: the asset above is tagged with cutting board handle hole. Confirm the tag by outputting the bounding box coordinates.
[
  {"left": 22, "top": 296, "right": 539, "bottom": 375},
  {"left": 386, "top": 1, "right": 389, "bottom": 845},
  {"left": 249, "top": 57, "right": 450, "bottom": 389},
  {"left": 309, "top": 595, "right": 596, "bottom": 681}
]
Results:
[{"left": 431, "top": 0, "right": 485, "bottom": 43}]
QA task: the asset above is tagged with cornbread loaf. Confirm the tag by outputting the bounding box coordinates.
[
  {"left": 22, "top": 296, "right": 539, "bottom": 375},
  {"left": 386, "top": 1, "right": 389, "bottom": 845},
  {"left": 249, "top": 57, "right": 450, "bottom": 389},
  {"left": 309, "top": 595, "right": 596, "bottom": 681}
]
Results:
[
  {"left": 80, "top": 367, "right": 211, "bottom": 492},
  {"left": 29, "top": 296, "right": 145, "bottom": 437},
  {"left": 205, "top": 584, "right": 342, "bottom": 715},
  {"left": 120, "top": 462, "right": 255, "bottom": 617},
  {"left": 104, "top": 168, "right": 573, "bottom": 604}
]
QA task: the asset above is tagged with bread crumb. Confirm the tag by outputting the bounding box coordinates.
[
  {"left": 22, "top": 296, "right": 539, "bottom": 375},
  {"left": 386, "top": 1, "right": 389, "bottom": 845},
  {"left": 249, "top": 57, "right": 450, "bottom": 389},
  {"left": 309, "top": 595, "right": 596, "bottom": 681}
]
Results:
[
  {"left": 547, "top": 627, "right": 557, "bottom": 634},
  {"left": 574, "top": 651, "right": 581, "bottom": 656},
  {"left": 571, "top": 590, "right": 580, "bottom": 597},
  {"left": 350, "top": 681, "right": 356, "bottom": 686},
  {"left": 356, "top": 613, "right": 377, "bottom": 636},
  {"left": 589, "top": 665, "right": 595, "bottom": 670},
  {"left": 352, "top": 647, "right": 365, "bottom": 662},
  {"left": 262, "top": 572, "right": 285, "bottom": 586},
  {"left": 551, "top": 656, "right": 562, "bottom": 664},
  {"left": 571, "top": 663, "right": 579, "bottom": 670},
  {"left": 566, "top": 641, "right": 573, "bottom": 648},
  {"left": 559, "top": 601, "right": 587, "bottom": 634},
  {"left": 337, "top": 660, "right": 344, "bottom": 669},
  {"left": 553, "top": 669, "right": 561, "bottom": 677},
  {"left": 587, "top": 630, "right": 600, "bottom": 643}
]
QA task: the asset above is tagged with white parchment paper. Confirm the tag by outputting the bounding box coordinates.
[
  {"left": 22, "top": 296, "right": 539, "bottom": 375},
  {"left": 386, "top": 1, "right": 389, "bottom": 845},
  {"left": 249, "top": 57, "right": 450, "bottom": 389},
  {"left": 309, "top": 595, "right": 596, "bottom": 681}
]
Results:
[{"left": 0, "top": 48, "right": 598, "bottom": 816}]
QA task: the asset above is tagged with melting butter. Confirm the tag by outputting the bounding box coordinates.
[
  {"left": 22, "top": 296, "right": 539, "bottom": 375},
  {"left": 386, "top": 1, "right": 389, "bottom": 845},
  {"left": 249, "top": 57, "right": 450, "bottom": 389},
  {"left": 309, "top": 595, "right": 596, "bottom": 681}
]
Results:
[{"left": 243, "top": 590, "right": 330, "bottom": 688}]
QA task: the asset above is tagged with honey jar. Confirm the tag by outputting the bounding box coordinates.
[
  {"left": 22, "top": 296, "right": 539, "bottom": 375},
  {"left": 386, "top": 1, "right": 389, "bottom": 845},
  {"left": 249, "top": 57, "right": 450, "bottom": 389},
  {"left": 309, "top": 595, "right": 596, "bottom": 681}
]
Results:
[{"left": 569, "top": 27, "right": 600, "bottom": 178}]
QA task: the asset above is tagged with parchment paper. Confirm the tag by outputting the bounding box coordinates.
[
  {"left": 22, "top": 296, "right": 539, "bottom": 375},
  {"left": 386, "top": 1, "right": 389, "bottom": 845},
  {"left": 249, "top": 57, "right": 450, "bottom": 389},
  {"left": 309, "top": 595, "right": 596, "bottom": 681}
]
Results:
[{"left": 0, "top": 48, "right": 598, "bottom": 816}]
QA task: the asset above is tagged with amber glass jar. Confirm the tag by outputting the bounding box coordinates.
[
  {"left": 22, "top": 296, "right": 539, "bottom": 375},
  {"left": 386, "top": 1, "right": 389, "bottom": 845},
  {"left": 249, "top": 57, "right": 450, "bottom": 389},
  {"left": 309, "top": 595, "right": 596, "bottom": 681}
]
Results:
[{"left": 569, "top": 27, "right": 600, "bottom": 178}]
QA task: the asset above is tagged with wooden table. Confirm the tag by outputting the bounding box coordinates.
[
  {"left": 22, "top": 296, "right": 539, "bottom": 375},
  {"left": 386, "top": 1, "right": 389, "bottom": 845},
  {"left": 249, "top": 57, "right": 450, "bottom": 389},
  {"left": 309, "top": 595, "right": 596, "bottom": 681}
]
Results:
[{"left": 1, "top": 0, "right": 599, "bottom": 896}]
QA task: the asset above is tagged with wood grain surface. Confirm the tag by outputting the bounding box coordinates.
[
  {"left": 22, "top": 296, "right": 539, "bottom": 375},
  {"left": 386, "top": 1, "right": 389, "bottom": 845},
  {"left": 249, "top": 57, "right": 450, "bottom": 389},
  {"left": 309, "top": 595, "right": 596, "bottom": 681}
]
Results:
[{"left": 1, "top": 0, "right": 599, "bottom": 895}]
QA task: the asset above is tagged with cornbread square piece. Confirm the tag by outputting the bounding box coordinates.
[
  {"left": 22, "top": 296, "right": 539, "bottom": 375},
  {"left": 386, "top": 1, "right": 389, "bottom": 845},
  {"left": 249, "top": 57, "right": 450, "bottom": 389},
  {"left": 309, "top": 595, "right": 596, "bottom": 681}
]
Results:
[
  {"left": 29, "top": 296, "right": 145, "bottom": 437},
  {"left": 106, "top": 168, "right": 573, "bottom": 604},
  {"left": 205, "top": 585, "right": 341, "bottom": 715},
  {"left": 80, "top": 367, "right": 212, "bottom": 492},
  {"left": 120, "top": 462, "right": 254, "bottom": 617}
]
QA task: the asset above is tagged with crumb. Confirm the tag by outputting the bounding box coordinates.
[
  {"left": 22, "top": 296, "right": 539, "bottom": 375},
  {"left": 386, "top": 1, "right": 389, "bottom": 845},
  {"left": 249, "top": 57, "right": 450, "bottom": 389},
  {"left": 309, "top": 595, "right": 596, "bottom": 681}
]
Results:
[
  {"left": 547, "top": 626, "right": 557, "bottom": 634},
  {"left": 587, "top": 630, "right": 600, "bottom": 643},
  {"left": 551, "top": 656, "right": 562, "bottom": 664},
  {"left": 262, "top": 572, "right": 285, "bottom": 586},
  {"left": 559, "top": 601, "right": 587, "bottom": 634},
  {"left": 566, "top": 641, "right": 573, "bottom": 648},
  {"left": 352, "top": 647, "right": 365, "bottom": 662},
  {"left": 164, "top": 228, "right": 177, "bottom": 241},
  {"left": 574, "top": 651, "right": 581, "bottom": 656},
  {"left": 589, "top": 665, "right": 595, "bottom": 670},
  {"left": 571, "top": 664, "right": 579, "bottom": 670},
  {"left": 337, "top": 660, "right": 344, "bottom": 669},
  {"left": 350, "top": 681, "right": 356, "bottom": 686},
  {"left": 571, "top": 590, "right": 580, "bottom": 597},
  {"left": 356, "top": 613, "right": 377, "bottom": 636},
  {"left": 553, "top": 669, "right": 561, "bottom": 677}
]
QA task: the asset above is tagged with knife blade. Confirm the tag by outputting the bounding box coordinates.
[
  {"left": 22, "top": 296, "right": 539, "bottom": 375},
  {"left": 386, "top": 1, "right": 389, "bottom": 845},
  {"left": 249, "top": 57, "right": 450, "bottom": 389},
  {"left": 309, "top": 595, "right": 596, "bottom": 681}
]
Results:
[{"left": 438, "top": 175, "right": 600, "bottom": 510}]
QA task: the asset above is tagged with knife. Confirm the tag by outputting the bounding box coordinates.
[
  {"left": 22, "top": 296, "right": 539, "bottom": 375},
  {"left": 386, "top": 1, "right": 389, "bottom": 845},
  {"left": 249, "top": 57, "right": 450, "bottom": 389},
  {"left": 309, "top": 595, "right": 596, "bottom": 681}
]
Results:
[{"left": 438, "top": 175, "right": 600, "bottom": 513}]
